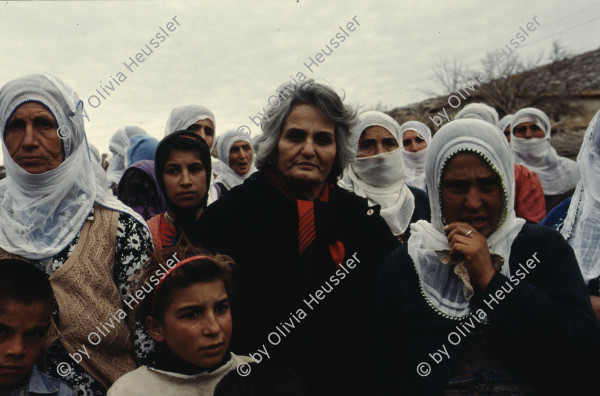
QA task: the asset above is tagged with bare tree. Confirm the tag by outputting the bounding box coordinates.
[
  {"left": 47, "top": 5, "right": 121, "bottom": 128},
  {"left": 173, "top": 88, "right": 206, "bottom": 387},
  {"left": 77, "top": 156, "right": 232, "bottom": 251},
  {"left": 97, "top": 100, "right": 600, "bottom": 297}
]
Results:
[
  {"left": 430, "top": 57, "right": 469, "bottom": 95},
  {"left": 428, "top": 41, "right": 577, "bottom": 119}
]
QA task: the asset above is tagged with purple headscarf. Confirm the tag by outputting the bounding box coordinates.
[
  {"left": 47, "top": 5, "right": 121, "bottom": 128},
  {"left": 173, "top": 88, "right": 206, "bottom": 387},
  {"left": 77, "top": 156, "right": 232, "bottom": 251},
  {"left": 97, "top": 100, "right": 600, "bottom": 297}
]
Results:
[{"left": 117, "top": 160, "right": 167, "bottom": 220}]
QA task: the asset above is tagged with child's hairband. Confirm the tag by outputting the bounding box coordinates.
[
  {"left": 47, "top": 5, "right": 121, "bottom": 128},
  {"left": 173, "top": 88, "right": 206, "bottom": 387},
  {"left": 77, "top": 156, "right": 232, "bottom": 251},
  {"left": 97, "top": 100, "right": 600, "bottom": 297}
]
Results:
[{"left": 151, "top": 255, "right": 211, "bottom": 313}]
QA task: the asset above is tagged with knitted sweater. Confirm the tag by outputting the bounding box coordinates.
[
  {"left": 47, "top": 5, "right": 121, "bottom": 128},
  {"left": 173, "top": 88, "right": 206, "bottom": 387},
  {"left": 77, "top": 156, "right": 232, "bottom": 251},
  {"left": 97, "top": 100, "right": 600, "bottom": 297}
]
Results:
[
  {"left": 107, "top": 353, "right": 253, "bottom": 396},
  {"left": 372, "top": 224, "right": 600, "bottom": 396}
]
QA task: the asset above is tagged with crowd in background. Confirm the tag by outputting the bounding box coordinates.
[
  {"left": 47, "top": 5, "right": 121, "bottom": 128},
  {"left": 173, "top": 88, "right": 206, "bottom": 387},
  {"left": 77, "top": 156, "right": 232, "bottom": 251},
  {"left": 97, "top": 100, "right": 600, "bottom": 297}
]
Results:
[{"left": 0, "top": 73, "right": 599, "bottom": 396}]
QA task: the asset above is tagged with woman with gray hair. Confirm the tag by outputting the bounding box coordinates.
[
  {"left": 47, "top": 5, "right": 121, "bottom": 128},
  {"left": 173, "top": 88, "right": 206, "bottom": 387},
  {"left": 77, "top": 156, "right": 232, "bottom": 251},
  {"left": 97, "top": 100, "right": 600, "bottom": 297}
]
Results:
[{"left": 193, "top": 79, "right": 398, "bottom": 396}]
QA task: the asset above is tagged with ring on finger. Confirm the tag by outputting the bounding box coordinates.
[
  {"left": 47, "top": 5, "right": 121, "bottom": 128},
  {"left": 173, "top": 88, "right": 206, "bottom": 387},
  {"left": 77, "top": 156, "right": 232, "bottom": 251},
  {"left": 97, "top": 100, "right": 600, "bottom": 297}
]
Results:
[{"left": 465, "top": 229, "right": 473, "bottom": 237}]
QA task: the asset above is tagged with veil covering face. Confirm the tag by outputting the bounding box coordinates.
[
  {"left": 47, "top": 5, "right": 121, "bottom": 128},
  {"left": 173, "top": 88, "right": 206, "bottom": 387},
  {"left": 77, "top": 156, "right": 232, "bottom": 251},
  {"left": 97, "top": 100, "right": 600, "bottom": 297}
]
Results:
[
  {"left": 409, "top": 119, "right": 525, "bottom": 318},
  {"left": 561, "top": 109, "right": 600, "bottom": 284},
  {"left": 510, "top": 107, "right": 580, "bottom": 195},
  {"left": 0, "top": 73, "right": 147, "bottom": 259},
  {"left": 400, "top": 120, "right": 432, "bottom": 192},
  {"left": 338, "top": 111, "right": 415, "bottom": 236}
]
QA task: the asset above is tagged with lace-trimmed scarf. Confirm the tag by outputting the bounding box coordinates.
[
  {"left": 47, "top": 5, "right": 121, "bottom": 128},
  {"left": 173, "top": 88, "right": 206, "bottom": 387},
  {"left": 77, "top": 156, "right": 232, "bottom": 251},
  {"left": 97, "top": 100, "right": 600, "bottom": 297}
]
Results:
[{"left": 408, "top": 119, "right": 525, "bottom": 319}]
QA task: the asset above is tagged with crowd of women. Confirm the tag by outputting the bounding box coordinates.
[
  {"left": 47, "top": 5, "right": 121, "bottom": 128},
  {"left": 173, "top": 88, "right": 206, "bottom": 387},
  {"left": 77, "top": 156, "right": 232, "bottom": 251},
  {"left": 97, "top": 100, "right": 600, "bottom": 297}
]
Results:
[{"left": 0, "top": 73, "right": 598, "bottom": 396}]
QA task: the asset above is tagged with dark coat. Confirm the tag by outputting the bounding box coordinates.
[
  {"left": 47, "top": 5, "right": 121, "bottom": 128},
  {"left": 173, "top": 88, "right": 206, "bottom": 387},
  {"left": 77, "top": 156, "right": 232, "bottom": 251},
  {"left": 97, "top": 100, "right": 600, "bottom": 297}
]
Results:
[
  {"left": 193, "top": 170, "right": 399, "bottom": 395},
  {"left": 373, "top": 224, "right": 600, "bottom": 395}
]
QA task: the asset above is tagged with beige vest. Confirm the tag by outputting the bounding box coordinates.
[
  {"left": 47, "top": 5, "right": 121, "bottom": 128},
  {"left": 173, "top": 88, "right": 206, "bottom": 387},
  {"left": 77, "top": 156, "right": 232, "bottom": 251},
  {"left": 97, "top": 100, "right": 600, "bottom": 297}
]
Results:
[{"left": 0, "top": 203, "right": 136, "bottom": 388}]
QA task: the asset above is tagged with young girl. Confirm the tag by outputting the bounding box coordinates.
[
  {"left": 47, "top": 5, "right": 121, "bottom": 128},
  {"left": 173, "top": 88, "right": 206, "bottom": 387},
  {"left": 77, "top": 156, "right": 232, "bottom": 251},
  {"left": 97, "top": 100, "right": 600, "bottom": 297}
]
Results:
[
  {"left": 147, "top": 130, "right": 212, "bottom": 250},
  {"left": 108, "top": 244, "right": 253, "bottom": 395}
]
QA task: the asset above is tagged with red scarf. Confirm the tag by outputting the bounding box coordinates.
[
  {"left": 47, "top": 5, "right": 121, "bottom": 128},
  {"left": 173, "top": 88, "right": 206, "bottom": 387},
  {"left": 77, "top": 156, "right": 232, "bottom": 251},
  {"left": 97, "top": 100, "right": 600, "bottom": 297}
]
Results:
[{"left": 265, "top": 169, "right": 345, "bottom": 265}]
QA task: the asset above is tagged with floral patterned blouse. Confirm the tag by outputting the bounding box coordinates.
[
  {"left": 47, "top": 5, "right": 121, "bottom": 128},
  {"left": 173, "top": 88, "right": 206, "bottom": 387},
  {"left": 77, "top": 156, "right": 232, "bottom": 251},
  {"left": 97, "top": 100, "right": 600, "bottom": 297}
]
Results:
[{"left": 34, "top": 207, "right": 155, "bottom": 396}]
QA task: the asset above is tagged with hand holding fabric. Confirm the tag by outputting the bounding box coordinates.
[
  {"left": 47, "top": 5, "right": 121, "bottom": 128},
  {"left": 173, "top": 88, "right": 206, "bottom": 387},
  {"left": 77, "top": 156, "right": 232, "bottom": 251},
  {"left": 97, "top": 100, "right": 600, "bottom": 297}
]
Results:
[{"left": 445, "top": 222, "right": 496, "bottom": 290}]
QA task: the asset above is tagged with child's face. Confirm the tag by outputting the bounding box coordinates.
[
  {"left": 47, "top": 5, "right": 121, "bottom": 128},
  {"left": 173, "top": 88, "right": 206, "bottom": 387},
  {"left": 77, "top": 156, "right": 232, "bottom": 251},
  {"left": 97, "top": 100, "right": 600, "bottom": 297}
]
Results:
[
  {"left": 0, "top": 299, "right": 50, "bottom": 387},
  {"left": 148, "top": 279, "right": 232, "bottom": 369}
]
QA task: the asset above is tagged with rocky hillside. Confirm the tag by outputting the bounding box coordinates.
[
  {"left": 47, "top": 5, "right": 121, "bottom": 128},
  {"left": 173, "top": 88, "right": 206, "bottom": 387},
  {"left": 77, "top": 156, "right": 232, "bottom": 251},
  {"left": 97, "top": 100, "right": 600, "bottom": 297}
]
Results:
[{"left": 388, "top": 47, "right": 600, "bottom": 159}]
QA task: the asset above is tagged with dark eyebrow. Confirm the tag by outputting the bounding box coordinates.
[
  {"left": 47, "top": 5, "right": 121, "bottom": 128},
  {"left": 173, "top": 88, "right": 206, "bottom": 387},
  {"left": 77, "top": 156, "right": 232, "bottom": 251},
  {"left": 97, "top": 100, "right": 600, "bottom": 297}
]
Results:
[
  {"left": 359, "top": 138, "right": 376, "bottom": 145},
  {"left": 176, "top": 297, "right": 229, "bottom": 313},
  {"left": 284, "top": 128, "right": 305, "bottom": 134},
  {"left": 25, "top": 324, "right": 50, "bottom": 334},
  {"left": 164, "top": 162, "right": 181, "bottom": 169}
]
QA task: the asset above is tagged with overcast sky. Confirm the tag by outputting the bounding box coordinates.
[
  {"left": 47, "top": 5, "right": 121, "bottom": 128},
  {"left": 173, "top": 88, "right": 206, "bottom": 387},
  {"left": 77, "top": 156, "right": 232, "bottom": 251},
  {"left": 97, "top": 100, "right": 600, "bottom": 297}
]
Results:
[{"left": 0, "top": 0, "right": 598, "bottom": 164}]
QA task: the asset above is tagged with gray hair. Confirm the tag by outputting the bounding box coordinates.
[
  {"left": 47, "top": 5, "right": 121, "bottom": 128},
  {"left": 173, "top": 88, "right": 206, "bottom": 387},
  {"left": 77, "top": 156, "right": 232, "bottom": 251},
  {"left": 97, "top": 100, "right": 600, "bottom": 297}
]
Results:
[{"left": 253, "top": 79, "right": 357, "bottom": 183}]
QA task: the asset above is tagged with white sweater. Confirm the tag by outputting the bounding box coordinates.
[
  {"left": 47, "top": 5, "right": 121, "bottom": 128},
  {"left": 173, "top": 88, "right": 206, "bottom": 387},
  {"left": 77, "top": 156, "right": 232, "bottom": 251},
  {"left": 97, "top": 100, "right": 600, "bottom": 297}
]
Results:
[{"left": 107, "top": 353, "right": 254, "bottom": 396}]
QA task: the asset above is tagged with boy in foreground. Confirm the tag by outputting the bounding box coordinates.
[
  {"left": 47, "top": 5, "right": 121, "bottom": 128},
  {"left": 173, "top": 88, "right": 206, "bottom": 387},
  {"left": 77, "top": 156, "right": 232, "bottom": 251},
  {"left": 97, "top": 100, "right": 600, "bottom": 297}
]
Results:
[{"left": 0, "top": 259, "right": 75, "bottom": 395}]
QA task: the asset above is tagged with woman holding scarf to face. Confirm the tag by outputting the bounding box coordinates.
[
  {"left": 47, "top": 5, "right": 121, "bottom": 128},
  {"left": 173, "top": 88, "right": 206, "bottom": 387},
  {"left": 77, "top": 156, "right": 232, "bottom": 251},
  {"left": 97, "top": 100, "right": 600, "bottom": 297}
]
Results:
[
  {"left": 373, "top": 119, "right": 600, "bottom": 395},
  {"left": 339, "top": 111, "right": 430, "bottom": 243}
]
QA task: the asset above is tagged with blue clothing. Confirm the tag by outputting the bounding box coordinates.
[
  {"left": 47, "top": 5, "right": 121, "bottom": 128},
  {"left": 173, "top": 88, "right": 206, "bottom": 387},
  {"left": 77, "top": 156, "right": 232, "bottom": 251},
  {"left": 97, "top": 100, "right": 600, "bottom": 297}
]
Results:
[
  {"left": 539, "top": 196, "right": 571, "bottom": 231},
  {"left": 2, "top": 366, "right": 76, "bottom": 396}
]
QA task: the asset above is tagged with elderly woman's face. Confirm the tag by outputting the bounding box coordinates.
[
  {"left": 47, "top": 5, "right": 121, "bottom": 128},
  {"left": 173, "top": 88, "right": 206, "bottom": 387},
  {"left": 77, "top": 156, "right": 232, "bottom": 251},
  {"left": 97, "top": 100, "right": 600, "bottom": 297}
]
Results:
[
  {"left": 357, "top": 126, "right": 399, "bottom": 158},
  {"left": 276, "top": 104, "right": 336, "bottom": 191},
  {"left": 441, "top": 152, "right": 504, "bottom": 237},
  {"left": 4, "top": 102, "right": 64, "bottom": 174},
  {"left": 229, "top": 140, "right": 253, "bottom": 176}
]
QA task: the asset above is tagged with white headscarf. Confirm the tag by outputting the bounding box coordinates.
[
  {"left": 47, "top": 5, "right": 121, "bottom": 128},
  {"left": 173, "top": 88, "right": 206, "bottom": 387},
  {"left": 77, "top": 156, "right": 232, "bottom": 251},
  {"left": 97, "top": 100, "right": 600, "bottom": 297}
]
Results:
[
  {"left": 498, "top": 114, "right": 514, "bottom": 133},
  {"left": 88, "top": 143, "right": 109, "bottom": 194},
  {"left": 212, "top": 129, "right": 256, "bottom": 191},
  {"left": 339, "top": 111, "right": 415, "bottom": 236},
  {"left": 561, "top": 109, "right": 600, "bottom": 283},
  {"left": 400, "top": 120, "right": 432, "bottom": 192},
  {"left": 164, "top": 104, "right": 215, "bottom": 143},
  {"left": 510, "top": 107, "right": 580, "bottom": 195},
  {"left": 409, "top": 119, "right": 525, "bottom": 318},
  {"left": 0, "top": 73, "right": 147, "bottom": 260},
  {"left": 455, "top": 103, "right": 499, "bottom": 126},
  {"left": 106, "top": 125, "right": 148, "bottom": 188}
]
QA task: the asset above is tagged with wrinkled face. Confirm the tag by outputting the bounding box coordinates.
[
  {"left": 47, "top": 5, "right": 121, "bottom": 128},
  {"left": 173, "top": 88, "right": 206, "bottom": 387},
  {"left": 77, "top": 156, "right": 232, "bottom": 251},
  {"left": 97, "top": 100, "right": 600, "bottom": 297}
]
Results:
[
  {"left": 0, "top": 300, "right": 50, "bottom": 387},
  {"left": 402, "top": 130, "right": 428, "bottom": 153},
  {"left": 162, "top": 149, "right": 207, "bottom": 212},
  {"left": 275, "top": 104, "right": 336, "bottom": 191},
  {"left": 513, "top": 122, "right": 545, "bottom": 139},
  {"left": 357, "top": 126, "right": 399, "bottom": 158},
  {"left": 441, "top": 152, "right": 504, "bottom": 237},
  {"left": 4, "top": 102, "right": 64, "bottom": 174},
  {"left": 148, "top": 280, "right": 232, "bottom": 370},
  {"left": 228, "top": 140, "right": 253, "bottom": 176},
  {"left": 187, "top": 119, "right": 215, "bottom": 148}
]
